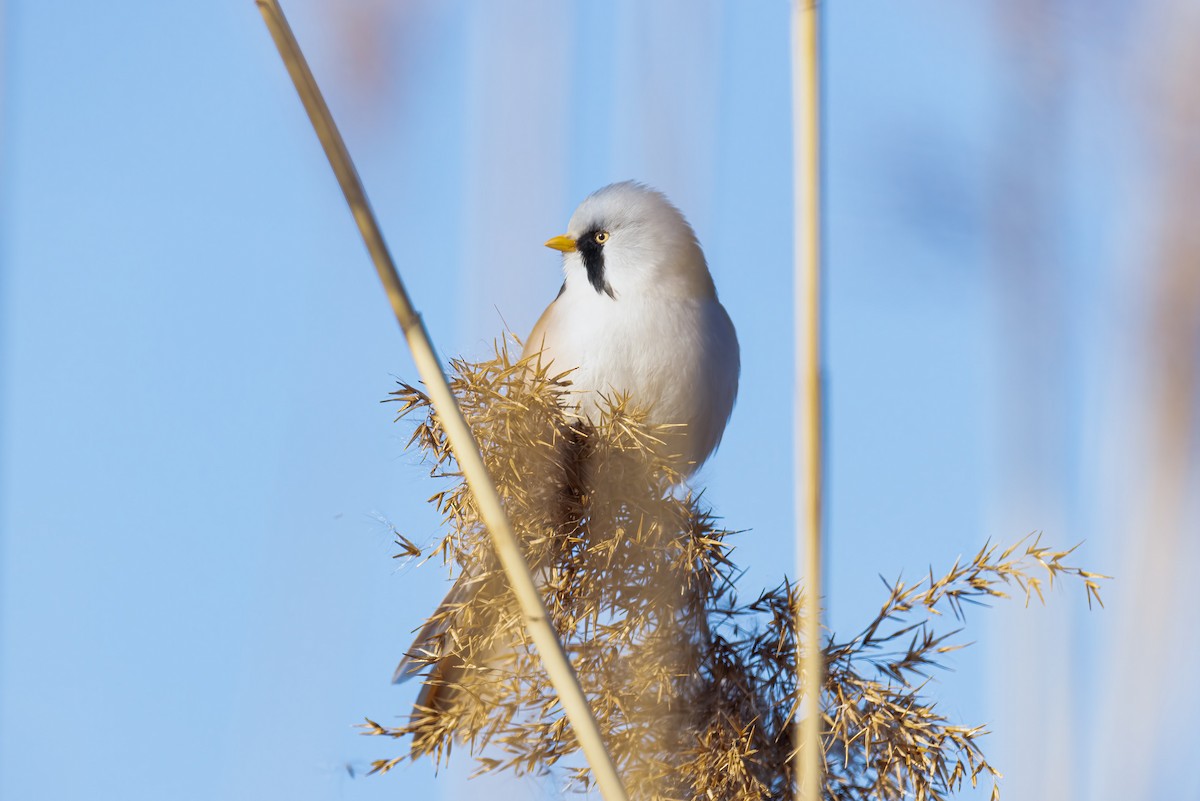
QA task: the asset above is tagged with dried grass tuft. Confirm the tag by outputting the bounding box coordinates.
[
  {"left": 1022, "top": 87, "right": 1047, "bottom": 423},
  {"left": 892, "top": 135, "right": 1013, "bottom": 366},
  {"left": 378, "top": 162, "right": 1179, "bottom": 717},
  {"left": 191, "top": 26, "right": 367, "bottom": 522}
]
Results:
[{"left": 365, "top": 337, "right": 1107, "bottom": 800}]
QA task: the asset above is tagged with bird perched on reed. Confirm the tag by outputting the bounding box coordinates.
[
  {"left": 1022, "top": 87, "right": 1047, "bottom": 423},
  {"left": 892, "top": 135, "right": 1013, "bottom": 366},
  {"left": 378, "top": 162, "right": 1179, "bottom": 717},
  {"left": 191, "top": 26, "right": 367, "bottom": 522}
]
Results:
[{"left": 394, "top": 181, "right": 740, "bottom": 719}]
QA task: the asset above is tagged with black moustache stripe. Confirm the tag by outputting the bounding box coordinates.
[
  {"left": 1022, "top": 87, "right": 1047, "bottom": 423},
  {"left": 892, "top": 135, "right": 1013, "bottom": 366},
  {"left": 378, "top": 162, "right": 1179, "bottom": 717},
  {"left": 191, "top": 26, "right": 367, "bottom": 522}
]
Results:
[{"left": 577, "top": 230, "right": 613, "bottom": 298}]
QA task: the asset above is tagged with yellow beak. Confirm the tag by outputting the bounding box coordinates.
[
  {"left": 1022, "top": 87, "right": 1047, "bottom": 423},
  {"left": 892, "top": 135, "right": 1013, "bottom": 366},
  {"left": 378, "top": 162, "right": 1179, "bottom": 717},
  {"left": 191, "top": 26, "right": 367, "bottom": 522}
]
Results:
[{"left": 544, "top": 234, "right": 577, "bottom": 253}]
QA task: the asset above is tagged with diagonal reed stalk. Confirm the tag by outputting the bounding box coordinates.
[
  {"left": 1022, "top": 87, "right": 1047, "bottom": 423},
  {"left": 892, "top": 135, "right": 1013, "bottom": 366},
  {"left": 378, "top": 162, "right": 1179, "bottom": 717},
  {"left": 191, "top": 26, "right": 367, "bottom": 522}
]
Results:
[
  {"left": 253, "top": 3, "right": 630, "bottom": 800},
  {"left": 792, "top": 2, "right": 825, "bottom": 801}
]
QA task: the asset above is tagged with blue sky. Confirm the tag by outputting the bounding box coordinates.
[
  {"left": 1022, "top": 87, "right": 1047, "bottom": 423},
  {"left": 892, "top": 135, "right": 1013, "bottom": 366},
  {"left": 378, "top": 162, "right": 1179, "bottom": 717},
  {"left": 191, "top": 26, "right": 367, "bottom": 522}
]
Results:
[{"left": 3, "top": 2, "right": 1195, "bottom": 800}]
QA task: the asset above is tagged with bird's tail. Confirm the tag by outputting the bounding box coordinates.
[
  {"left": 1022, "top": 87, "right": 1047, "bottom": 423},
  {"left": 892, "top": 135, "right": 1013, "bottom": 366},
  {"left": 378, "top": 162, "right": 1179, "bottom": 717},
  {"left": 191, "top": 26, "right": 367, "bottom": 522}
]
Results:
[
  {"left": 396, "top": 426, "right": 589, "bottom": 733},
  {"left": 393, "top": 570, "right": 496, "bottom": 746},
  {"left": 392, "top": 574, "right": 475, "bottom": 685}
]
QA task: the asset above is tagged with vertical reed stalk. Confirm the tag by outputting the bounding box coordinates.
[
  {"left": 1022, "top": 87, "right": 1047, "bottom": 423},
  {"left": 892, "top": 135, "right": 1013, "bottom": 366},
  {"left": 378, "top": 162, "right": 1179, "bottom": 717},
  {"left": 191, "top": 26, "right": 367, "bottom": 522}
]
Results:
[
  {"left": 791, "top": 1, "right": 825, "bottom": 800},
  {"left": 254, "top": 4, "right": 629, "bottom": 800}
]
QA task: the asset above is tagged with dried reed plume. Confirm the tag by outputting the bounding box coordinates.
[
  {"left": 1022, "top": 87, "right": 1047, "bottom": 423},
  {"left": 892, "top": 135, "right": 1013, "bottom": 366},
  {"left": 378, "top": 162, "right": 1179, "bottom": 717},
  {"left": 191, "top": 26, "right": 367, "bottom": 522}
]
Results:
[{"left": 365, "top": 338, "right": 1106, "bottom": 801}]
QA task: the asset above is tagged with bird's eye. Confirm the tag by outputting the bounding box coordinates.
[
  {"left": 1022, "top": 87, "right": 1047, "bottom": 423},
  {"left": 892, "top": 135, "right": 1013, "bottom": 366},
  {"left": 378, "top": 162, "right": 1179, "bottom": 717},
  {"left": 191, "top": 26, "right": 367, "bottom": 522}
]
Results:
[{"left": 594, "top": 231, "right": 610, "bottom": 245}]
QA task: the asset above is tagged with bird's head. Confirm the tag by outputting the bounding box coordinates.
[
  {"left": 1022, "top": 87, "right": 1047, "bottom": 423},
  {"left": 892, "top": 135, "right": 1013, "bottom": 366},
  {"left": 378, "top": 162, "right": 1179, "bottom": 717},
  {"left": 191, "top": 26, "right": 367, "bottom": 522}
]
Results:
[{"left": 545, "top": 182, "right": 715, "bottom": 301}]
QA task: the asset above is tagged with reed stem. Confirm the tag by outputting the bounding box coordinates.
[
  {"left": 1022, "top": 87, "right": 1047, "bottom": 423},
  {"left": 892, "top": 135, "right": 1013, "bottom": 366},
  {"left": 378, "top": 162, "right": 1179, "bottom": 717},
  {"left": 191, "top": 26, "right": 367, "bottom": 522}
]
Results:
[
  {"left": 254, "top": 4, "right": 629, "bottom": 800},
  {"left": 792, "top": 1, "right": 825, "bottom": 800}
]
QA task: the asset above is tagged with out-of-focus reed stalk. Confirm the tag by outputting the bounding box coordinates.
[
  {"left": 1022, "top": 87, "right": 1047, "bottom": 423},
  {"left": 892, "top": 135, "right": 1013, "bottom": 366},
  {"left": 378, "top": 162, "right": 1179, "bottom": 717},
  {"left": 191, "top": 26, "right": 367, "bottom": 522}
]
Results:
[
  {"left": 1095, "top": 8, "right": 1200, "bottom": 797},
  {"left": 1144, "top": 5, "right": 1200, "bottom": 571},
  {"left": 791, "top": 2, "right": 824, "bottom": 800},
  {"left": 987, "top": 3, "right": 1073, "bottom": 798},
  {"left": 253, "top": 4, "right": 629, "bottom": 800}
]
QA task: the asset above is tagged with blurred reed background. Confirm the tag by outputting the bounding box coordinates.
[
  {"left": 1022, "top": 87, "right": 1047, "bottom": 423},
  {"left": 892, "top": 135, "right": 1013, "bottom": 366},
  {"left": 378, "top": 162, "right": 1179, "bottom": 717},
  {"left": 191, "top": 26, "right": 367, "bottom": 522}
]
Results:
[{"left": 0, "top": 1, "right": 1195, "bottom": 800}]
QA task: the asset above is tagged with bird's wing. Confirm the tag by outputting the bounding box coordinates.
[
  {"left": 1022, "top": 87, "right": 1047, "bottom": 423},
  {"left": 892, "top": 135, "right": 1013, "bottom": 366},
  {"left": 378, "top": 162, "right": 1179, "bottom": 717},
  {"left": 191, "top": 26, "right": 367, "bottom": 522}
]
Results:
[{"left": 521, "top": 289, "right": 562, "bottom": 364}]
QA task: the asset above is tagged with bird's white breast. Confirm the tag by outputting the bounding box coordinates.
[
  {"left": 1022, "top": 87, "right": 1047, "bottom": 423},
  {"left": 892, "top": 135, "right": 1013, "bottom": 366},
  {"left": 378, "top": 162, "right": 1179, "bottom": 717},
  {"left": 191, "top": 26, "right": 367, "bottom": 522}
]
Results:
[{"left": 524, "top": 281, "right": 739, "bottom": 471}]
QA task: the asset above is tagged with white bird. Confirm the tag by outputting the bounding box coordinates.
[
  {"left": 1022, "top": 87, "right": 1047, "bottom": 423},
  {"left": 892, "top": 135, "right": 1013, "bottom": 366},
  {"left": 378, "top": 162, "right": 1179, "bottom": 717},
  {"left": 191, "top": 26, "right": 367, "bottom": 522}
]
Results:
[
  {"left": 526, "top": 181, "right": 739, "bottom": 469},
  {"left": 395, "top": 181, "right": 740, "bottom": 713}
]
